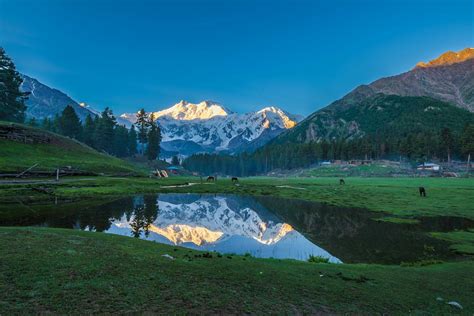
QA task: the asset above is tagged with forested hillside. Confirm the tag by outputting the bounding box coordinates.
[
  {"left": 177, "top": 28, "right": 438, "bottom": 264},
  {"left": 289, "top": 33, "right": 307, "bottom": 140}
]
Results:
[{"left": 183, "top": 95, "right": 474, "bottom": 176}]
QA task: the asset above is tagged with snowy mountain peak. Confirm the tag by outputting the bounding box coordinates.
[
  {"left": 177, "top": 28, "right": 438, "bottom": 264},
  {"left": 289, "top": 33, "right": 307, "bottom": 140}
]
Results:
[
  {"left": 119, "top": 100, "right": 303, "bottom": 155},
  {"left": 256, "top": 106, "right": 300, "bottom": 129},
  {"left": 258, "top": 106, "right": 282, "bottom": 113},
  {"left": 154, "top": 100, "right": 232, "bottom": 120}
]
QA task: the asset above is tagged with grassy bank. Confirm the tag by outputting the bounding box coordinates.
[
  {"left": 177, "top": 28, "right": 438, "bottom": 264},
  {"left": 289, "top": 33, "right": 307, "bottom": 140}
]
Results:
[
  {"left": 0, "top": 227, "right": 472, "bottom": 314},
  {"left": 2, "top": 176, "right": 473, "bottom": 219},
  {"left": 0, "top": 122, "right": 145, "bottom": 175}
]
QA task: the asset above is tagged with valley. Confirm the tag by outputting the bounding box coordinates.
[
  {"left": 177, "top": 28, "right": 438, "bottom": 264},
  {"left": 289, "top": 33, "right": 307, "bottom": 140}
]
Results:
[
  {"left": 0, "top": 5, "right": 473, "bottom": 311},
  {"left": 1, "top": 176, "right": 473, "bottom": 313}
]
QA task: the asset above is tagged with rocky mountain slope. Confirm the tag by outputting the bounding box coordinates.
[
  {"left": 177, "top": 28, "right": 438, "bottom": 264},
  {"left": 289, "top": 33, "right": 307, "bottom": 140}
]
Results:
[
  {"left": 275, "top": 48, "right": 474, "bottom": 143},
  {"left": 121, "top": 100, "right": 302, "bottom": 155},
  {"left": 344, "top": 48, "right": 474, "bottom": 112},
  {"left": 20, "top": 75, "right": 97, "bottom": 121}
]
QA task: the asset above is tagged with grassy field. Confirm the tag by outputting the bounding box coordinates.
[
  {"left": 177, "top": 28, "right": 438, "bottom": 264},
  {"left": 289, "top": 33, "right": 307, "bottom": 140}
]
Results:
[
  {"left": 431, "top": 229, "right": 474, "bottom": 255},
  {"left": 1, "top": 176, "right": 473, "bottom": 313},
  {"left": 0, "top": 122, "right": 145, "bottom": 175},
  {"left": 2, "top": 176, "right": 472, "bottom": 219},
  {"left": 0, "top": 227, "right": 472, "bottom": 314},
  {"left": 300, "top": 163, "right": 410, "bottom": 177}
]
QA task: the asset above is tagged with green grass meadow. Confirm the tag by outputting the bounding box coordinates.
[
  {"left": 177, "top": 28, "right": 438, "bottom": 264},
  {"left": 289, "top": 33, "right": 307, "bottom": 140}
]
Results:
[
  {"left": 1, "top": 227, "right": 473, "bottom": 314},
  {"left": 1, "top": 171, "right": 473, "bottom": 313}
]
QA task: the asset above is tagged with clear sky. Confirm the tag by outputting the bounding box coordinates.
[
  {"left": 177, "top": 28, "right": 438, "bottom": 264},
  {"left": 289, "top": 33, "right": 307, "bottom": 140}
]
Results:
[{"left": 1, "top": 0, "right": 472, "bottom": 116}]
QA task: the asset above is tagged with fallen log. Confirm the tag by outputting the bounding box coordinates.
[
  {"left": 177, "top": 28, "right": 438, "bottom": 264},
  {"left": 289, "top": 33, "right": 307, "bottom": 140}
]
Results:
[
  {"left": 0, "top": 170, "right": 96, "bottom": 178},
  {"left": 16, "top": 163, "right": 39, "bottom": 178},
  {"left": 31, "top": 186, "right": 55, "bottom": 195}
]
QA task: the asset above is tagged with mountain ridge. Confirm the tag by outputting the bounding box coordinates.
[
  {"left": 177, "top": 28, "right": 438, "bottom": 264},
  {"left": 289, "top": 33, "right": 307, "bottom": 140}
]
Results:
[
  {"left": 20, "top": 74, "right": 97, "bottom": 121},
  {"left": 18, "top": 74, "right": 302, "bottom": 156},
  {"left": 121, "top": 100, "right": 302, "bottom": 155},
  {"left": 415, "top": 47, "right": 474, "bottom": 69},
  {"left": 273, "top": 48, "right": 474, "bottom": 144}
]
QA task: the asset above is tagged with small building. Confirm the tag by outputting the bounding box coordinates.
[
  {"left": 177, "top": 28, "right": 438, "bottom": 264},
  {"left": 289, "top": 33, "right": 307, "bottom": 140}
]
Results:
[
  {"left": 167, "top": 165, "right": 183, "bottom": 174},
  {"left": 348, "top": 160, "right": 372, "bottom": 166},
  {"left": 417, "top": 163, "right": 440, "bottom": 171},
  {"left": 320, "top": 161, "right": 332, "bottom": 166}
]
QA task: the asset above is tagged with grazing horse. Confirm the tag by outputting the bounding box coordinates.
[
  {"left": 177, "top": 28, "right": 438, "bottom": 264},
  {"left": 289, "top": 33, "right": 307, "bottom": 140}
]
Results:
[
  {"left": 231, "top": 177, "right": 239, "bottom": 183},
  {"left": 207, "top": 176, "right": 215, "bottom": 182},
  {"left": 419, "top": 187, "right": 426, "bottom": 197},
  {"left": 339, "top": 178, "right": 345, "bottom": 185}
]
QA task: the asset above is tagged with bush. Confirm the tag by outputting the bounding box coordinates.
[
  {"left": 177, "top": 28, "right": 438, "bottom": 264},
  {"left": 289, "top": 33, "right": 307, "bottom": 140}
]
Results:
[{"left": 307, "top": 255, "right": 330, "bottom": 263}]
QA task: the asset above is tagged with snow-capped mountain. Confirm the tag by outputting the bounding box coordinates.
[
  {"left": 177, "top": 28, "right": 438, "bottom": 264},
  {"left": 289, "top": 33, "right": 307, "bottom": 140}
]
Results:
[
  {"left": 153, "top": 100, "right": 232, "bottom": 120},
  {"left": 120, "top": 100, "right": 303, "bottom": 155}
]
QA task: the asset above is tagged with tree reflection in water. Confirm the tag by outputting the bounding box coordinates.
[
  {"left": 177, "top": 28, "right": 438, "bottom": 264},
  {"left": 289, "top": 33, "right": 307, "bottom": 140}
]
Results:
[{"left": 129, "top": 195, "right": 159, "bottom": 238}]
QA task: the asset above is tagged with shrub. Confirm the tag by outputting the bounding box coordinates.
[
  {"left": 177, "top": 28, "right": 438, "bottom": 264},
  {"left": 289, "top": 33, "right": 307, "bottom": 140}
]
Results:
[{"left": 307, "top": 255, "right": 330, "bottom": 263}]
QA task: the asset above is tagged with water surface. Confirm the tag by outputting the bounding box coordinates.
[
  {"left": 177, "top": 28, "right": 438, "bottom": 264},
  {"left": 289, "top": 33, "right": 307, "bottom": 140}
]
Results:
[{"left": 1, "top": 194, "right": 472, "bottom": 264}]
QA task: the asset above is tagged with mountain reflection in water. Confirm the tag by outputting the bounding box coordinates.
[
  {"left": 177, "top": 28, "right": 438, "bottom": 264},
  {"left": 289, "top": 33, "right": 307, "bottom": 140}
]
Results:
[
  {"left": 101, "top": 194, "right": 341, "bottom": 262},
  {"left": 3, "top": 193, "right": 472, "bottom": 264}
]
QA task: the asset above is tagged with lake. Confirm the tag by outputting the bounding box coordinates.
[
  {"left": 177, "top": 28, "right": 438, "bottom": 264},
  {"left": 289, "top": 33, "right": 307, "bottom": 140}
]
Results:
[{"left": 1, "top": 193, "right": 472, "bottom": 263}]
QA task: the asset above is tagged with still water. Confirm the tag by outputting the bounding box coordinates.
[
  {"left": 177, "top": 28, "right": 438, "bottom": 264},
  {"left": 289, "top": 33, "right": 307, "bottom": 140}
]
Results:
[{"left": 1, "top": 194, "right": 472, "bottom": 263}]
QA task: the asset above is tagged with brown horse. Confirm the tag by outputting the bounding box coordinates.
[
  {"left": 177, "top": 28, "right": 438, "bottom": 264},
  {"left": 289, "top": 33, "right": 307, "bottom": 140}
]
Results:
[
  {"left": 231, "top": 177, "right": 239, "bottom": 183},
  {"left": 207, "top": 176, "right": 215, "bottom": 182}
]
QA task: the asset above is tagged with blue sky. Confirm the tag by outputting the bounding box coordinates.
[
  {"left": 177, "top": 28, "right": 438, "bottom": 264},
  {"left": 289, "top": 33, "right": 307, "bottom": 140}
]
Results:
[{"left": 0, "top": 0, "right": 472, "bottom": 116}]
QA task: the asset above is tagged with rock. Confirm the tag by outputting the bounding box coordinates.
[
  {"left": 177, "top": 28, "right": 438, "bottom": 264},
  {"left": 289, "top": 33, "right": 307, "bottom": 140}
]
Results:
[
  {"left": 447, "top": 301, "right": 463, "bottom": 309},
  {"left": 436, "top": 297, "right": 443, "bottom": 302},
  {"left": 161, "top": 254, "right": 175, "bottom": 260}
]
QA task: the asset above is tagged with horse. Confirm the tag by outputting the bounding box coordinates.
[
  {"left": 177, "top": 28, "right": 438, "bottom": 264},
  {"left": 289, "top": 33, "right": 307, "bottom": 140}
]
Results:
[
  {"left": 419, "top": 187, "right": 426, "bottom": 197},
  {"left": 207, "top": 176, "right": 215, "bottom": 182},
  {"left": 231, "top": 177, "right": 239, "bottom": 183},
  {"left": 339, "top": 178, "right": 345, "bottom": 185}
]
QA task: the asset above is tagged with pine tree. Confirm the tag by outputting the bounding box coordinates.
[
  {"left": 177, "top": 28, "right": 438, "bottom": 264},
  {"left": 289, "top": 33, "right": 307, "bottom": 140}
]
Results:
[
  {"left": 441, "top": 127, "right": 454, "bottom": 164},
  {"left": 113, "top": 125, "right": 130, "bottom": 157},
  {"left": 146, "top": 114, "right": 161, "bottom": 161},
  {"left": 59, "top": 105, "right": 82, "bottom": 139},
  {"left": 28, "top": 117, "right": 37, "bottom": 127},
  {"left": 52, "top": 114, "right": 60, "bottom": 133},
  {"left": 460, "top": 124, "right": 474, "bottom": 159},
  {"left": 171, "top": 155, "right": 180, "bottom": 165},
  {"left": 94, "top": 107, "right": 116, "bottom": 153},
  {"left": 82, "top": 114, "right": 96, "bottom": 147},
  {"left": 136, "top": 108, "right": 149, "bottom": 154},
  {"left": 128, "top": 124, "right": 138, "bottom": 157},
  {"left": 41, "top": 117, "right": 53, "bottom": 131},
  {"left": 0, "top": 47, "right": 29, "bottom": 122}
]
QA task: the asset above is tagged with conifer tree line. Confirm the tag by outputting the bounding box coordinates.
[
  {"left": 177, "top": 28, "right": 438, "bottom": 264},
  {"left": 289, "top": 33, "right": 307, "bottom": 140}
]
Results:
[
  {"left": 0, "top": 47, "right": 162, "bottom": 160},
  {"left": 183, "top": 125, "right": 474, "bottom": 176},
  {"left": 0, "top": 47, "right": 29, "bottom": 123},
  {"left": 36, "top": 106, "right": 162, "bottom": 160},
  {"left": 134, "top": 109, "right": 162, "bottom": 160},
  {"left": 37, "top": 106, "right": 137, "bottom": 157}
]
